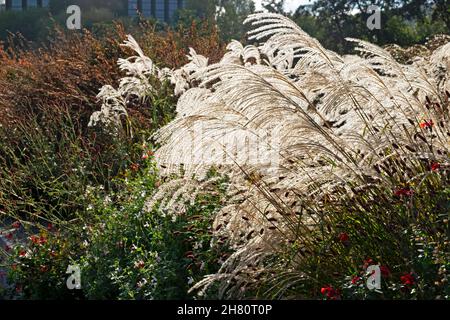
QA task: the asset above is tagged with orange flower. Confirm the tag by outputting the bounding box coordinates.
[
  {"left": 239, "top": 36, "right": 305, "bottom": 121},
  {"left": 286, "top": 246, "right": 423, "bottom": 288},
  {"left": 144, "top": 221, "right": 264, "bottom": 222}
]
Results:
[
  {"left": 420, "top": 119, "right": 434, "bottom": 129},
  {"left": 142, "top": 150, "right": 154, "bottom": 160}
]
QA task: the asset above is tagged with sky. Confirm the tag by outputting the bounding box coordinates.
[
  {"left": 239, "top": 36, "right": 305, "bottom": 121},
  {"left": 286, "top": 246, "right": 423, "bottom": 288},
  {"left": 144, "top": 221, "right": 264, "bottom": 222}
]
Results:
[{"left": 254, "top": 0, "right": 315, "bottom": 13}]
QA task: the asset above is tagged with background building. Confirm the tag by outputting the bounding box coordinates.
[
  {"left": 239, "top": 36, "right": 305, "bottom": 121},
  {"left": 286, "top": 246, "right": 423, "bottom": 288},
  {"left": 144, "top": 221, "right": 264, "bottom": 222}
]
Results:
[
  {"left": 128, "top": 0, "right": 184, "bottom": 22},
  {"left": 3, "top": 1, "right": 184, "bottom": 23},
  {"left": 5, "top": 0, "right": 49, "bottom": 10}
]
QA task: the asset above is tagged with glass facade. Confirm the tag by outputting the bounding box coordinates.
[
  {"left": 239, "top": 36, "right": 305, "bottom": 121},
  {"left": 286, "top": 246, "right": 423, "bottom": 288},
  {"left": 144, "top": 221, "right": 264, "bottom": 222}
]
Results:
[
  {"left": 5, "top": 0, "right": 49, "bottom": 10},
  {"left": 4, "top": 0, "right": 181, "bottom": 22},
  {"left": 128, "top": 0, "right": 184, "bottom": 22}
]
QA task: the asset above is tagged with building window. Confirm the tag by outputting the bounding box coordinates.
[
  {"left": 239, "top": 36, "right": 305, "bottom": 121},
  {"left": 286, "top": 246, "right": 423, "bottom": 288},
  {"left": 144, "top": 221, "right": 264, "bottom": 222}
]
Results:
[
  {"left": 151, "top": 0, "right": 156, "bottom": 17},
  {"left": 164, "top": 0, "right": 169, "bottom": 22}
]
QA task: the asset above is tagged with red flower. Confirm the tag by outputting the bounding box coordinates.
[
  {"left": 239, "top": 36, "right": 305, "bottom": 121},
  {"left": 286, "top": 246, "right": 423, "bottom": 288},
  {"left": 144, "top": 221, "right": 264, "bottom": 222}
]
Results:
[
  {"left": 363, "top": 258, "right": 374, "bottom": 270},
  {"left": 380, "top": 265, "right": 391, "bottom": 278},
  {"left": 5, "top": 233, "right": 13, "bottom": 240},
  {"left": 39, "top": 236, "right": 47, "bottom": 245},
  {"left": 30, "top": 235, "right": 40, "bottom": 244},
  {"left": 420, "top": 120, "right": 434, "bottom": 129},
  {"left": 431, "top": 162, "right": 440, "bottom": 172},
  {"left": 30, "top": 235, "right": 46, "bottom": 245},
  {"left": 12, "top": 221, "right": 21, "bottom": 229},
  {"left": 400, "top": 273, "right": 415, "bottom": 286},
  {"left": 19, "top": 250, "right": 26, "bottom": 257},
  {"left": 15, "top": 284, "right": 22, "bottom": 294},
  {"left": 351, "top": 276, "right": 361, "bottom": 285},
  {"left": 47, "top": 223, "right": 53, "bottom": 231},
  {"left": 320, "top": 285, "right": 340, "bottom": 300},
  {"left": 338, "top": 232, "right": 349, "bottom": 244},
  {"left": 5, "top": 245, "right": 11, "bottom": 252},
  {"left": 39, "top": 265, "right": 49, "bottom": 273},
  {"left": 394, "top": 188, "right": 414, "bottom": 197}
]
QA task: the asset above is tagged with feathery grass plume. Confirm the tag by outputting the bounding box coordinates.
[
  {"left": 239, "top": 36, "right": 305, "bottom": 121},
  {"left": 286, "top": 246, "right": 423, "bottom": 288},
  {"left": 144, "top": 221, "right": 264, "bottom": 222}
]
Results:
[
  {"left": 156, "top": 14, "right": 449, "bottom": 298},
  {"left": 89, "top": 35, "right": 167, "bottom": 132},
  {"left": 104, "top": 14, "right": 449, "bottom": 298}
]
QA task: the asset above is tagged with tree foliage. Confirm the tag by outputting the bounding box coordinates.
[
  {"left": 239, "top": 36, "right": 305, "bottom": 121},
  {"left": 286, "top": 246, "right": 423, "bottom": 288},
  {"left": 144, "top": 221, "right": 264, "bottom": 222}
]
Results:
[{"left": 293, "top": 0, "right": 449, "bottom": 52}]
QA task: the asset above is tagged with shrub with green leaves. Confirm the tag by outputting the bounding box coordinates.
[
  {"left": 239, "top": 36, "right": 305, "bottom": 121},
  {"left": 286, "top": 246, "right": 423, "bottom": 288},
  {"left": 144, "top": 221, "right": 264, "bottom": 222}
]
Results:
[
  {"left": 78, "top": 160, "right": 229, "bottom": 300},
  {"left": 1, "top": 156, "right": 229, "bottom": 300}
]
